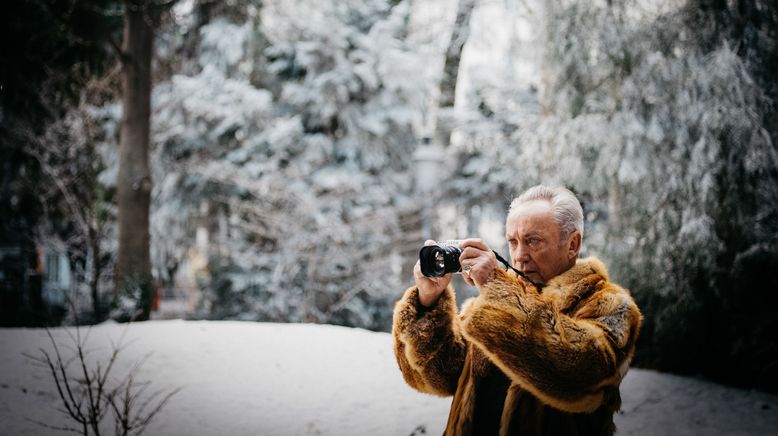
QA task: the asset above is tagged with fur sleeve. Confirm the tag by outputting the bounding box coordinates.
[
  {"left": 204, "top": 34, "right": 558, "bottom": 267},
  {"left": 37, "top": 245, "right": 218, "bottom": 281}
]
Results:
[
  {"left": 461, "top": 269, "right": 641, "bottom": 413},
  {"left": 392, "top": 285, "right": 467, "bottom": 396}
]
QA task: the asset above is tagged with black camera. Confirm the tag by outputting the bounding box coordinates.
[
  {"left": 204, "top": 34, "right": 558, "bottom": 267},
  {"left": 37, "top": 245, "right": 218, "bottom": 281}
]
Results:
[{"left": 419, "top": 240, "right": 463, "bottom": 277}]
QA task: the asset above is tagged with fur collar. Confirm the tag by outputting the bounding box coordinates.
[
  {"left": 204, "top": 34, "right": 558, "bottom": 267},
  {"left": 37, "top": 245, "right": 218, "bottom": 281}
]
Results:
[
  {"left": 536, "top": 257, "right": 612, "bottom": 314},
  {"left": 545, "top": 256, "right": 609, "bottom": 288}
]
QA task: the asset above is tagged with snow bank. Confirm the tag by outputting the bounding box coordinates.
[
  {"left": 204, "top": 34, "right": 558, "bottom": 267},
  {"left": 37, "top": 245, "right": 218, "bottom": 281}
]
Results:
[
  {"left": 0, "top": 321, "right": 448, "bottom": 436},
  {"left": 1, "top": 321, "right": 776, "bottom": 435}
]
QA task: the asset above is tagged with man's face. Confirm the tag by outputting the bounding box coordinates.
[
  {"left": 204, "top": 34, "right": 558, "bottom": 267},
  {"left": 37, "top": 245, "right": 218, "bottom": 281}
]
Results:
[{"left": 505, "top": 200, "right": 580, "bottom": 285}]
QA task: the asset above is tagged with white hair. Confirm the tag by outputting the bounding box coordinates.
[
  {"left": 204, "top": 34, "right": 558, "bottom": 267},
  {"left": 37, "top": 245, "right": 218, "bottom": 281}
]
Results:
[{"left": 508, "top": 185, "right": 584, "bottom": 240}]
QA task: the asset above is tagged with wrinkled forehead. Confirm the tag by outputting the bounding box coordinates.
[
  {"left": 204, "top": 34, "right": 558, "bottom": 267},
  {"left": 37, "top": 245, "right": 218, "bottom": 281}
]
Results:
[{"left": 505, "top": 200, "right": 560, "bottom": 236}]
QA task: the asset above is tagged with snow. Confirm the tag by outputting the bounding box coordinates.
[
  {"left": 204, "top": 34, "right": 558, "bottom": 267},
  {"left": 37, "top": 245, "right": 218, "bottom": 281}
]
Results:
[
  {"left": 0, "top": 321, "right": 448, "bottom": 436},
  {"left": 2, "top": 321, "right": 777, "bottom": 436}
]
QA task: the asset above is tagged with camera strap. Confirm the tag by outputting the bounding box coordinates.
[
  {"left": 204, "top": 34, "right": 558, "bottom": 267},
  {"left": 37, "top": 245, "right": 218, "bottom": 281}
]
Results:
[{"left": 492, "top": 250, "right": 541, "bottom": 291}]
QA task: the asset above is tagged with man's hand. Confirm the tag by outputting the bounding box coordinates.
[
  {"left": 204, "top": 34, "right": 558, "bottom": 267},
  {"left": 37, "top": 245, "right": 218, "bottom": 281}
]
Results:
[
  {"left": 414, "top": 240, "right": 453, "bottom": 307},
  {"left": 459, "top": 239, "right": 498, "bottom": 288}
]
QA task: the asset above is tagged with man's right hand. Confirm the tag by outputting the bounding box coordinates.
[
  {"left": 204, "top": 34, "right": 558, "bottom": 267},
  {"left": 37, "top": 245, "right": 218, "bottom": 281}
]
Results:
[{"left": 414, "top": 240, "right": 453, "bottom": 307}]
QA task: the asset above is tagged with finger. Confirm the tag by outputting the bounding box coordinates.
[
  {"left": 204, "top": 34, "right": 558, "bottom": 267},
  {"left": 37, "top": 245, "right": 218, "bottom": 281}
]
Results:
[
  {"left": 415, "top": 260, "right": 450, "bottom": 282},
  {"left": 459, "top": 238, "right": 490, "bottom": 252},
  {"left": 460, "top": 246, "right": 488, "bottom": 261},
  {"left": 472, "top": 264, "right": 496, "bottom": 287},
  {"left": 459, "top": 258, "right": 472, "bottom": 270},
  {"left": 462, "top": 270, "right": 474, "bottom": 286},
  {"left": 434, "top": 273, "right": 451, "bottom": 284},
  {"left": 424, "top": 239, "right": 437, "bottom": 246}
]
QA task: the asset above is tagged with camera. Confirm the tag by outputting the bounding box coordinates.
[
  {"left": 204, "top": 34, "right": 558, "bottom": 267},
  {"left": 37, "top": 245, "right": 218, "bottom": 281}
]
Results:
[{"left": 419, "top": 240, "right": 463, "bottom": 277}]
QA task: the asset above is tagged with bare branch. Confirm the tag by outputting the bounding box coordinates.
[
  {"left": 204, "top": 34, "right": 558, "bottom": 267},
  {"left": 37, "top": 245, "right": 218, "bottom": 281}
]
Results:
[
  {"left": 48, "top": 330, "right": 88, "bottom": 425},
  {"left": 134, "top": 387, "right": 181, "bottom": 435},
  {"left": 28, "top": 145, "right": 91, "bottom": 238},
  {"left": 25, "top": 417, "right": 82, "bottom": 434},
  {"left": 109, "top": 36, "right": 128, "bottom": 63},
  {"left": 29, "top": 324, "right": 179, "bottom": 436}
]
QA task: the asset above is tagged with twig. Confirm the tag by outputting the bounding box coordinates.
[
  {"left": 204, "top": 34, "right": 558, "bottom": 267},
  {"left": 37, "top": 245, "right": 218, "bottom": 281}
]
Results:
[
  {"left": 25, "top": 324, "right": 179, "bottom": 435},
  {"left": 24, "top": 417, "right": 82, "bottom": 434}
]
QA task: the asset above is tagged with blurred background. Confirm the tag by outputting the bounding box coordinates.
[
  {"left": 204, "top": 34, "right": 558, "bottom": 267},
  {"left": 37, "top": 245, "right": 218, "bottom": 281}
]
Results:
[{"left": 1, "top": 0, "right": 776, "bottom": 395}]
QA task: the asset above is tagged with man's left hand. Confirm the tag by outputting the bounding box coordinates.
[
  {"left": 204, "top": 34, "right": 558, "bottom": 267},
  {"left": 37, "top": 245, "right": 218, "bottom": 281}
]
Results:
[{"left": 459, "top": 239, "right": 499, "bottom": 288}]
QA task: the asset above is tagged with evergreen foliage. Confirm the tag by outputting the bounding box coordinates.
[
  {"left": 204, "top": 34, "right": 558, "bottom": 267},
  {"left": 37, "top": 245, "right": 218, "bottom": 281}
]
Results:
[{"left": 148, "top": 0, "right": 424, "bottom": 330}]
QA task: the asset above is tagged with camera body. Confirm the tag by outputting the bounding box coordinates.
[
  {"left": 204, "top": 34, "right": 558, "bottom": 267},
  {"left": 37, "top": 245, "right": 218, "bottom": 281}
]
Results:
[{"left": 419, "top": 240, "right": 464, "bottom": 277}]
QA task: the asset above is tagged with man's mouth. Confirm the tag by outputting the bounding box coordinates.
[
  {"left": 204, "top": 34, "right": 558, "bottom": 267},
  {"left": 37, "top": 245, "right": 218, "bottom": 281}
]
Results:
[
  {"left": 520, "top": 270, "right": 543, "bottom": 286},
  {"left": 522, "top": 270, "right": 541, "bottom": 278}
]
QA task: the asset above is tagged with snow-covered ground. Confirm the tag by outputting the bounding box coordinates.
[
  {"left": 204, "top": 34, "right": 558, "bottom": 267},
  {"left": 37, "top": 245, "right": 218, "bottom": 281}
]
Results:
[{"left": 1, "top": 321, "right": 776, "bottom": 436}]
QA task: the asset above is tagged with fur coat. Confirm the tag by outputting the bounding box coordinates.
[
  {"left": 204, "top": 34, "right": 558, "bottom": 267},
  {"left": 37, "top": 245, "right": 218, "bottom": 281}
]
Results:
[{"left": 392, "top": 257, "right": 642, "bottom": 436}]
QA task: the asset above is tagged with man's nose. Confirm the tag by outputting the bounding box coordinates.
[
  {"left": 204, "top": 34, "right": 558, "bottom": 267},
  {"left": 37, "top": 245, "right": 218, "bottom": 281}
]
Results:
[{"left": 513, "top": 245, "right": 531, "bottom": 266}]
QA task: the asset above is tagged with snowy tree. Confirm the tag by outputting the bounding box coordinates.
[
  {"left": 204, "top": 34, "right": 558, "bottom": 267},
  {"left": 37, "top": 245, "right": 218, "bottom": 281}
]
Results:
[{"left": 149, "top": 0, "right": 427, "bottom": 329}]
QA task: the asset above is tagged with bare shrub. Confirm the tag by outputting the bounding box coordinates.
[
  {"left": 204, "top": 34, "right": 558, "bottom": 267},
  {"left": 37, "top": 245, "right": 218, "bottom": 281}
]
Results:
[{"left": 25, "top": 326, "right": 179, "bottom": 436}]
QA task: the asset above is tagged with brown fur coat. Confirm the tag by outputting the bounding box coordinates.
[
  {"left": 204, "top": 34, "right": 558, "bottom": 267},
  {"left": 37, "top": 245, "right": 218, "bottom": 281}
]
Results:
[{"left": 392, "top": 257, "right": 642, "bottom": 436}]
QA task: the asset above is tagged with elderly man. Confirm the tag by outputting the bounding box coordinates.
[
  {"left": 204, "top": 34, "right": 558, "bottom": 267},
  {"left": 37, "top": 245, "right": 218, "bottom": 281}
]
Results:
[{"left": 392, "top": 185, "right": 642, "bottom": 436}]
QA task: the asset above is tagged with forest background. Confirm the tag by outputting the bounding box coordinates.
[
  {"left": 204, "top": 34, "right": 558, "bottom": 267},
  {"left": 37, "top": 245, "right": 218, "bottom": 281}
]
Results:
[{"left": 1, "top": 0, "right": 776, "bottom": 396}]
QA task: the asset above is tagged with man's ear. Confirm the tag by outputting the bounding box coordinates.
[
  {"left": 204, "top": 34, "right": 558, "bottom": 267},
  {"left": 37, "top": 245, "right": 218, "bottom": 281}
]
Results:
[{"left": 567, "top": 231, "right": 582, "bottom": 260}]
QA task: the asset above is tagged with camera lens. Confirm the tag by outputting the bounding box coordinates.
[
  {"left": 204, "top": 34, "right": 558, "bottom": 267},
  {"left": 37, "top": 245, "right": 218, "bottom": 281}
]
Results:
[
  {"left": 434, "top": 251, "right": 445, "bottom": 271},
  {"left": 419, "top": 243, "right": 462, "bottom": 277}
]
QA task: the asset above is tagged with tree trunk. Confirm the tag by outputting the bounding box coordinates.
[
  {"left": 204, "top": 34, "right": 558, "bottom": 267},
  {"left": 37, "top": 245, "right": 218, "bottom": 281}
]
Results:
[
  {"left": 89, "top": 225, "right": 102, "bottom": 321},
  {"left": 115, "top": 0, "right": 154, "bottom": 321},
  {"left": 438, "top": 0, "right": 476, "bottom": 109},
  {"left": 434, "top": 0, "right": 476, "bottom": 146}
]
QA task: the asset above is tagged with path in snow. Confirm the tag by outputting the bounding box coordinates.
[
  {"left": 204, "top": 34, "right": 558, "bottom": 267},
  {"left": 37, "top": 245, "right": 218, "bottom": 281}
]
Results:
[{"left": 1, "top": 321, "right": 776, "bottom": 436}]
